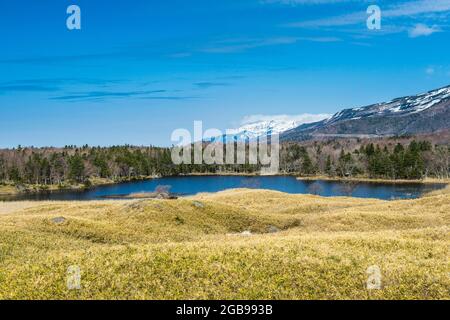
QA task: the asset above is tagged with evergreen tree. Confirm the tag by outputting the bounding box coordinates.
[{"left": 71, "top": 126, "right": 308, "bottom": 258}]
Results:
[{"left": 68, "top": 154, "right": 85, "bottom": 183}]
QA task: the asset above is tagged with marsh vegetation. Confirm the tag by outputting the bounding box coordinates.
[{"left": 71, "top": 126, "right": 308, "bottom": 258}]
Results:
[{"left": 0, "top": 187, "right": 448, "bottom": 299}]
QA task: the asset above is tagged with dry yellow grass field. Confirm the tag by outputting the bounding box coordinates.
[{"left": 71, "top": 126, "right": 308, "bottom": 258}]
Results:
[
  {"left": 0, "top": 187, "right": 449, "bottom": 300},
  {"left": 0, "top": 185, "right": 17, "bottom": 195}
]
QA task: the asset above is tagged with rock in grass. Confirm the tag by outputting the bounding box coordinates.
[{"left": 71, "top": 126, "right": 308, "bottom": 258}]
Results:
[
  {"left": 192, "top": 201, "right": 205, "bottom": 208},
  {"left": 241, "top": 230, "right": 252, "bottom": 236},
  {"left": 268, "top": 225, "right": 280, "bottom": 233},
  {"left": 126, "top": 200, "right": 147, "bottom": 210},
  {"left": 51, "top": 216, "right": 66, "bottom": 224},
  {"left": 153, "top": 203, "right": 163, "bottom": 210}
]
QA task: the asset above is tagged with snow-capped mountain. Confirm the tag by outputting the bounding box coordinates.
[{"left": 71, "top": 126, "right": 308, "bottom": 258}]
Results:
[
  {"left": 226, "top": 119, "right": 307, "bottom": 140},
  {"left": 205, "top": 115, "right": 330, "bottom": 142},
  {"left": 282, "top": 84, "right": 450, "bottom": 141},
  {"left": 326, "top": 85, "right": 450, "bottom": 124}
]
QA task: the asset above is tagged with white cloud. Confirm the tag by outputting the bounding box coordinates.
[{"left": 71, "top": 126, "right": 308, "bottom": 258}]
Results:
[
  {"left": 286, "top": 0, "right": 450, "bottom": 28},
  {"left": 240, "top": 113, "right": 331, "bottom": 125},
  {"left": 425, "top": 67, "right": 435, "bottom": 75},
  {"left": 201, "top": 36, "right": 340, "bottom": 54},
  {"left": 409, "top": 24, "right": 441, "bottom": 38},
  {"left": 298, "top": 36, "right": 341, "bottom": 42},
  {"left": 385, "top": 0, "right": 450, "bottom": 17},
  {"left": 263, "top": 0, "right": 361, "bottom": 4},
  {"left": 201, "top": 37, "right": 299, "bottom": 53}
]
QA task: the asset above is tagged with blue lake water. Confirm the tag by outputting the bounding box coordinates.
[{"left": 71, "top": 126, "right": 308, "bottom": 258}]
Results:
[{"left": 1, "top": 176, "right": 446, "bottom": 201}]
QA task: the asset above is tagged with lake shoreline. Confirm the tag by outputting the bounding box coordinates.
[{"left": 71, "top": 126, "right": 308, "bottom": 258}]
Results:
[
  {"left": 0, "top": 175, "right": 162, "bottom": 196},
  {"left": 296, "top": 175, "right": 450, "bottom": 185},
  {"left": 1, "top": 174, "right": 448, "bottom": 198},
  {"left": 182, "top": 173, "right": 450, "bottom": 185},
  {"left": 1, "top": 174, "right": 448, "bottom": 202}
]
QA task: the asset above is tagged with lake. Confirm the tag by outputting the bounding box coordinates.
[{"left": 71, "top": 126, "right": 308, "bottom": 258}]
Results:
[{"left": 0, "top": 175, "right": 446, "bottom": 201}]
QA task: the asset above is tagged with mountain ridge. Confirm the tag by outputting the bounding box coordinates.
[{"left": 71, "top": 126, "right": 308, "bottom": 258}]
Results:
[{"left": 281, "top": 84, "right": 450, "bottom": 141}]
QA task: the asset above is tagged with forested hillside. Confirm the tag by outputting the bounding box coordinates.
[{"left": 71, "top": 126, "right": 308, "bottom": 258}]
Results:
[{"left": 280, "top": 139, "right": 449, "bottom": 179}]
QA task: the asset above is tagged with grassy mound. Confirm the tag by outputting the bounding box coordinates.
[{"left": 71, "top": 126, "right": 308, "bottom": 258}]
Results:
[{"left": 0, "top": 189, "right": 449, "bottom": 299}]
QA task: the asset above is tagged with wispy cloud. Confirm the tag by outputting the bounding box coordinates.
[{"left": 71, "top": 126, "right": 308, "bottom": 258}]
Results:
[
  {"left": 201, "top": 36, "right": 340, "bottom": 54},
  {"left": 286, "top": 12, "right": 362, "bottom": 28},
  {"left": 201, "top": 37, "right": 300, "bottom": 53},
  {"left": 0, "top": 52, "right": 129, "bottom": 65},
  {"left": 383, "top": 0, "right": 450, "bottom": 17},
  {"left": 139, "top": 96, "right": 197, "bottom": 101},
  {"left": 50, "top": 90, "right": 168, "bottom": 101},
  {"left": 298, "top": 36, "right": 341, "bottom": 42},
  {"left": 425, "top": 67, "right": 435, "bottom": 75},
  {"left": 423, "top": 65, "right": 450, "bottom": 77},
  {"left": 409, "top": 23, "right": 441, "bottom": 38},
  {"left": 5, "top": 78, "right": 121, "bottom": 86},
  {"left": 262, "top": 0, "right": 363, "bottom": 5},
  {"left": 286, "top": 0, "right": 450, "bottom": 29},
  {"left": 194, "top": 82, "right": 231, "bottom": 89},
  {"left": 168, "top": 52, "right": 192, "bottom": 58},
  {"left": 240, "top": 113, "right": 331, "bottom": 125},
  {"left": 0, "top": 84, "right": 59, "bottom": 94},
  {"left": 0, "top": 78, "right": 190, "bottom": 102},
  {"left": 0, "top": 34, "right": 335, "bottom": 66},
  {"left": 0, "top": 78, "right": 124, "bottom": 95}
]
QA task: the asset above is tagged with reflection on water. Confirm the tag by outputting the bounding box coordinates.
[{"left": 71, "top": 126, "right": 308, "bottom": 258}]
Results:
[{"left": 0, "top": 175, "right": 446, "bottom": 202}]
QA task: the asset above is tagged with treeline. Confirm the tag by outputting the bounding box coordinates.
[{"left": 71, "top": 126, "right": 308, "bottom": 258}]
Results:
[
  {"left": 0, "top": 140, "right": 449, "bottom": 187},
  {"left": 0, "top": 144, "right": 264, "bottom": 186},
  {"left": 0, "top": 145, "right": 174, "bottom": 186},
  {"left": 279, "top": 140, "right": 450, "bottom": 180}
]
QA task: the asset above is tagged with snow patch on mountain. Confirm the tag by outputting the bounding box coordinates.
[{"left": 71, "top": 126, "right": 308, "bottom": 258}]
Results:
[
  {"left": 327, "top": 85, "right": 450, "bottom": 124},
  {"left": 225, "top": 114, "right": 331, "bottom": 140}
]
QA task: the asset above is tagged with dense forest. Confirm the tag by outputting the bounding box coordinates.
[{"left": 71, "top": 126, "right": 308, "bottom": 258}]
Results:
[
  {"left": 0, "top": 139, "right": 449, "bottom": 190},
  {"left": 280, "top": 140, "right": 449, "bottom": 179}
]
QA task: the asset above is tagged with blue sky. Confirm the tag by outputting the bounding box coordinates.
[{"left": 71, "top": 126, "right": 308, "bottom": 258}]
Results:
[{"left": 1, "top": 0, "right": 449, "bottom": 147}]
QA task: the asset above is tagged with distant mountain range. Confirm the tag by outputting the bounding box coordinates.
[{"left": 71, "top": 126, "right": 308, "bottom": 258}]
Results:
[
  {"left": 282, "top": 84, "right": 450, "bottom": 141},
  {"left": 223, "top": 85, "right": 450, "bottom": 142},
  {"left": 223, "top": 119, "right": 307, "bottom": 141}
]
